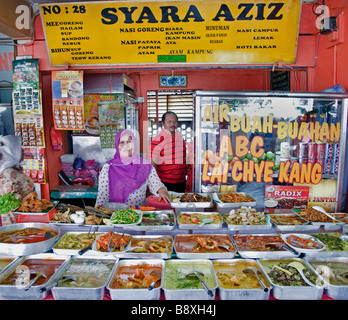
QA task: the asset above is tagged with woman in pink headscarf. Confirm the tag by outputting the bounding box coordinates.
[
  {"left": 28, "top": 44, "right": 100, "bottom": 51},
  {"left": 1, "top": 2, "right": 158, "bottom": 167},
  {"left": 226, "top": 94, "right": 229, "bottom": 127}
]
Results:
[{"left": 96, "top": 129, "right": 169, "bottom": 208}]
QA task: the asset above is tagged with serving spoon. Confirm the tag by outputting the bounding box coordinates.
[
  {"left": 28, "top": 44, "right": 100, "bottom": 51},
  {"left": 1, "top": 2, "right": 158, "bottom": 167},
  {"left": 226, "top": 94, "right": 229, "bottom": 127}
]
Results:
[
  {"left": 265, "top": 242, "right": 299, "bottom": 255},
  {"left": 185, "top": 271, "right": 214, "bottom": 297},
  {"left": 40, "top": 275, "right": 77, "bottom": 293},
  {"left": 287, "top": 261, "right": 315, "bottom": 286},
  {"left": 312, "top": 206, "right": 344, "bottom": 223}
]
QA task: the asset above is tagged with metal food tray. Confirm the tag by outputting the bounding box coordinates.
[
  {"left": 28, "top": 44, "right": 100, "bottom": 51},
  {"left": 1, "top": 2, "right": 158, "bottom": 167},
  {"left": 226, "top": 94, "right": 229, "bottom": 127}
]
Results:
[
  {"left": 174, "top": 234, "right": 236, "bottom": 259},
  {"left": 258, "top": 258, "right": 324, "bottom": 300},
  {"left": 0, "top": 253, "right": 70, "bottom": 300},
  {"left": 233, "top": 233, "right": 300, "bottom": 259},
  {"left": 304, "top": 233, "right": 348, "bottom": 258},
  {"left": 52, "top": 256, "right": 118, "bottom": 300},
  {"left": 269, "top": 213, "right": 320, "bottom": 232},
  {"left": 115, "top": 235, "right": 173, "bottom": 259},
  {"left": 123, "top": 210, "right": 176, "bottom": 232},
  {"left": 163, "top": 259, "right": 218, "bottom": 300},
  {"left": 52, "top": 232, "right": 103, "bottom": 256},
  {"left": 0, "top": 223, "right": 60, "bottom": 256},
  {"left": 223, "top": 214, "right": 273, "bottom": 233},
  {"left": 109, "top": 210, "right": 143, "bottom": 227},
  {"left": 292, "top": 209, "right": 345, "bottom": 230},
  {"left": 91, "top": 232, "right": 132, "bottom": 256},
  {"left": 306, "top": 256, "right": 348, "bottom": 300},
  {"left": 213, "top": 259, "right": 270, "bottom": 300},
  {"left": 214, "top": 192, "right": 256, "bottom": 214},
  {"left": 107, "top": 259, "right": 165, "bottom": 300},
  {"left": 14, "top": 201, "right": 59, "bottom": 215},
  {"left": 177, "top": 212, "right": 223, "bottom": 230},
  {"left": 170, "top": 192, "right": 213, "bottom": 210}
]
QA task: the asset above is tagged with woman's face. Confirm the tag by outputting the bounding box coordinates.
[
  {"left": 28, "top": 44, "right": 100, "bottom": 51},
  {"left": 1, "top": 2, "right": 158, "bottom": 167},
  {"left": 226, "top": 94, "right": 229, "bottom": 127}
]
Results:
[{"left": 118, "top": 133, "right": 135, "bottom": 158}]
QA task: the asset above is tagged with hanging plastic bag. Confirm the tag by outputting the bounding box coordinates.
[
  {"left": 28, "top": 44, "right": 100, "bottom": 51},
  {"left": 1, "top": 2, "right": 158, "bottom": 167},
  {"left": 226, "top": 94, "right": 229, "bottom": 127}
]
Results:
[
  {"left": 322, "top": 84, "right": 346, "bottom": 93},
  {"left": 50, "top": 126, "right": 63, "bottom": 151}
]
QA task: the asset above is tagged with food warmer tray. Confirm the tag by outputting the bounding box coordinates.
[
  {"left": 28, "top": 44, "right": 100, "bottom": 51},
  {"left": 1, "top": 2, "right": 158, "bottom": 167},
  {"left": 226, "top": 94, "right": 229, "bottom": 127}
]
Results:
[
  {"left": 305, "top": 256, "right": 348, "bottom": 300},
  {"left": 174, "top": 234, "right": 236, "bottom": 259},
  {"left": 223, "top": 214, "right": 273, "bottom": 233},
  {"left": 0, "top": 223, "right": 60, "bottom": 256},
  {"left": 232, "top": 233, "right": 300, "bottom": 259},
  {"left": 213, "top": 259, "right": 270, "bottom": 300},
  {"left": 163, "top": 259, "right": 218, "bottom": 300},
  {"left": 107, "top": 259, "right": 165, "bottom": 300},
  {"left": 169, "top": 192, "right": 213, "bottom": 212},
  {"left": 269, "top": 213, "right": 320, "bottom": 233},
  {"left": 292, "top": 209, "right": 345, "bottom": 231},
  {"left": 0, "top": 253, "right": 70, "bottom": 300},
  {"left": 213, "top": 192, "right": 256, "bottom": 214},
  {"left": 51, "top": 256, "right": 118, "bottom": 300},
  {"left": 114, "top": 235, "right": 173, "bottom": 259},
  {"left": 304, "top": 233, "right": 348, "bottom": 258},
  {"left": 52, "top": 232, "right": 103, "bottom": 256},
  {"left": 177, "top": 212, "right": 223, "bottom": 230},
  {"left": 123, "top": 210, "right": 176, "bottom": 232},
  {"left": 258, "top": 257, "right": 324, "bottom": 300},
  {"left": 91, "top": 232, "right": 132, "bottom": 256}
]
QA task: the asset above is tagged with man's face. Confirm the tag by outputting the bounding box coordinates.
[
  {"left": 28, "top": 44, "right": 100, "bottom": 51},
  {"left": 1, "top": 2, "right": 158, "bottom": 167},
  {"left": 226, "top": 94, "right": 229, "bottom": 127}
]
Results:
[{"left": 163, "top": 114, "right": 178, "bottom": 134}]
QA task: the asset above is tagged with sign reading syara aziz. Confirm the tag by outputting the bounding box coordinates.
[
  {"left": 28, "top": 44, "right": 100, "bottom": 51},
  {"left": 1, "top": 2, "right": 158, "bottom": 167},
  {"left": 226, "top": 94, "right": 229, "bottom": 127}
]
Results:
[{"left": 39, "top": 0, "right": 302, "bottom": 66}]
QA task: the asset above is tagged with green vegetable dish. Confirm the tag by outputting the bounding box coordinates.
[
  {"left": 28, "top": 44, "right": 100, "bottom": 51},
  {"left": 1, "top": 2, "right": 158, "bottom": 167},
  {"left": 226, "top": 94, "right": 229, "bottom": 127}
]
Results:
[
  {"left": 0, "top": 193, "right": 21, "bottom": 215},
  {"left": 309, "top": 233, "right": 348, "bottom": 252},
  {"left": 110, "top": 209, "right": 140, "bottom": 224}
]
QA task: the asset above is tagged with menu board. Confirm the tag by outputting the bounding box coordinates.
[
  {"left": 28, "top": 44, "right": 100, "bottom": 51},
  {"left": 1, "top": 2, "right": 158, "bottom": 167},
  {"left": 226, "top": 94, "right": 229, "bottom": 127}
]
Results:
[
  {"left": 52, "top": 70, "right": 84, "bottom": 130},
  {"left": 39, "top": 0, "right": 301, "bottom": 65}
]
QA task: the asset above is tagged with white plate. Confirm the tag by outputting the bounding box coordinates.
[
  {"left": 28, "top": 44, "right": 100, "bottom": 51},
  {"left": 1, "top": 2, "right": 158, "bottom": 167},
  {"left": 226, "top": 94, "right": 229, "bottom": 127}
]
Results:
[{"left": 281, "top": 233, "right": 327, "bottom": 253}]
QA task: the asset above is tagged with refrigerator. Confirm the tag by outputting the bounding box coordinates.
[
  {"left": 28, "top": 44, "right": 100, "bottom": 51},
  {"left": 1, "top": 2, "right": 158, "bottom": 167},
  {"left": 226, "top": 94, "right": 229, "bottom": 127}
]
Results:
[{"left": 194, "top": 91, "right": 348, "bottom": 212}]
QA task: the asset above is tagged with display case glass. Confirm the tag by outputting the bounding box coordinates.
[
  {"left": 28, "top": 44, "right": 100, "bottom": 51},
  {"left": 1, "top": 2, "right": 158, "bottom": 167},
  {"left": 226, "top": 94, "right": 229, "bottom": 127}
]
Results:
[{"left": 194, "top": 91, "right": 348, "bottom": 212}]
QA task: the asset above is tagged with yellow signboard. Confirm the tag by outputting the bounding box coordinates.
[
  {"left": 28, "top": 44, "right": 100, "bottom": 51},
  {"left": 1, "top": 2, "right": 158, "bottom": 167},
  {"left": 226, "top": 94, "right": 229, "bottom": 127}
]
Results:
[{"left": 39, "top": 0, "right": 302, "bottom": 66}]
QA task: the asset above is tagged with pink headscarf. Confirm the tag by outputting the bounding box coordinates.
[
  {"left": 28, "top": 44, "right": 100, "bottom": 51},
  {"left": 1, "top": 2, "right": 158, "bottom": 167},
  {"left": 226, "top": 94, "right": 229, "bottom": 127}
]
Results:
[{"left": 107, "top": 129, "right": 152, "bottom": 203}]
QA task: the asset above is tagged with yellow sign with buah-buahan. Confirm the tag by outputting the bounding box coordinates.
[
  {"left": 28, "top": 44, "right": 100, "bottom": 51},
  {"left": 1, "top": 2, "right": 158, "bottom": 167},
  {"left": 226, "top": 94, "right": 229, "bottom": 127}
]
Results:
[{"left": 39, "top": 0, "right": 302, "bottom": 66}]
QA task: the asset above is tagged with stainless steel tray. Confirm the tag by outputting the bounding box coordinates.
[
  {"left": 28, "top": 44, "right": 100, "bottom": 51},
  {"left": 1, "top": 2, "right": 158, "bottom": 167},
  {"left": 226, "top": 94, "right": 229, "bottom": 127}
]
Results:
[
  {"left": 259, "top": 257, "right": 324, "bottom": 300},
  {"left": 163, "top": 259, "right": 217, "bottom": 300},
  {"left": 213, "top": 259, "right": 270, "bottom": 300},
  {"left": 223, "top": 214, "right": 273, "bottom": 233},
  {"left": 304, "top": 233, "right": 348, "bottom": 258},
  {"left": 0, "top": 223, "right": 60, "bottom": 256},
  {"left": 0, "top": 253, "right": 70, "bottom": 300},
  {"left": 269, "top": 213, "right": 320, "bottom": 232},
  {"left": 177, "top": 212, "right": 223, "bottom": 230},
  {"left": 170, "top": 192, "right": 213, "bottom": 210},
  {"left": 213, "top": 192, "right": 256, "bottom": 213},
  {"left": 115, "top": 235, "right": 173, "bottom": 259},
  {"left": 51, "top": 256, "right": 118, "bottom": 300},
  {"left": 107, "top": 259, "right": 164, "bottom": 300},
  {"left": 174, "top": 234, "right": 236, "bottom": 259},
  {"left": 305, "top": 256, "right": 348, "bottom": 300},
  {"left": 52, "top": 231, "right": 103, "bottom": 256},
  {"left": 232, "top": 233, "right": 300, "bottom": 259},
  {"left": 92, "top": 232, "right": 132, "bottom": 256},
  {"left": 123, "top": 210, "right": 176, "bottom": 231}
]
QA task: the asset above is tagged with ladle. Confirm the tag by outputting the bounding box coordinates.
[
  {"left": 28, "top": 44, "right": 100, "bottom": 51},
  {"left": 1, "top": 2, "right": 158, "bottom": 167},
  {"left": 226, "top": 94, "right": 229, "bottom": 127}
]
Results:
[
  {"left": 287, "top": 261, "right": 314, "bottom": 286},
  {"left": 242, "top": 266, "right": 268, "bottom": 292},
  {"left": 40, "top": 275, "right": 77, "bottom": 293},
  {"left": 185, "top": 271, "right": 214, "bottom": 297},
  {"left": 312, "top": 206, "right": 344, "bottom": 223},
  {"left": 199, "top": 218, "right": 214, "bottom": 227},
  {"left": 24, "top": 271, "right": 47, "bottom": 291},
  {"left": 216, "top": 244, "right": 233, "bottom": 252},
  {"left": 156, "top": 213, "right": 174, "bottom": 226},
  {"left": 148, "top": 270, "right": 162, "bottom": 291}
]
